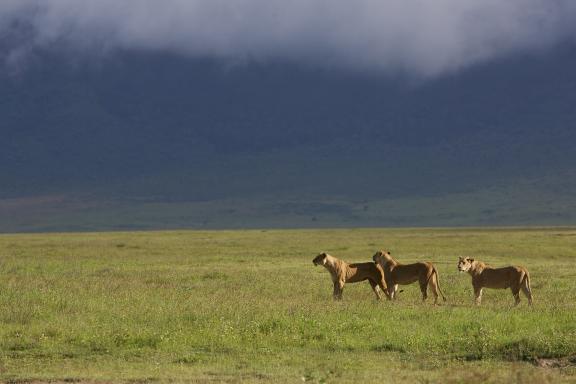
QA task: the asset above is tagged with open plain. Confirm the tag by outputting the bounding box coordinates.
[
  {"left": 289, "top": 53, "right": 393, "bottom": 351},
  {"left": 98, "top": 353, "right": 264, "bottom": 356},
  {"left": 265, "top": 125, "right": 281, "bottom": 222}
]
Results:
[{"left": 0, "top": 227, "right": 575, "bottom": 383}]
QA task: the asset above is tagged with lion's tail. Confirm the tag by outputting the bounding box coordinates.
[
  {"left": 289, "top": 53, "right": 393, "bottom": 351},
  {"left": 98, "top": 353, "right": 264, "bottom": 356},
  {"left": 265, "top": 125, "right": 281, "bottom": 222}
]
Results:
[
  {"left": 522, "top": 270, "right": 533, "bottom": 304},
  {"left": 433, "top": 266, "right": 447, "bottom": 302},
  {"left": 524, "top": 271, "right": 531, "bottom": 291}
]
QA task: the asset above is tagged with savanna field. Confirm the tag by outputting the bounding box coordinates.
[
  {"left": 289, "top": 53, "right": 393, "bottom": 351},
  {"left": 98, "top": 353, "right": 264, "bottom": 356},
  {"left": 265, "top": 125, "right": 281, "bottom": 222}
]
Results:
[{"left": 0, "top": 228, "right": 575, "bottom": 383}]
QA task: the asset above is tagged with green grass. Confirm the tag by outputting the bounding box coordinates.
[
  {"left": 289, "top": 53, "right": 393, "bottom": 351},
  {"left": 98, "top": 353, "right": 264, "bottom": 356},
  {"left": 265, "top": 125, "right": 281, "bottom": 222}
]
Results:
[{"left": 1, "top": 227, "right": 575, "bottom": 382}]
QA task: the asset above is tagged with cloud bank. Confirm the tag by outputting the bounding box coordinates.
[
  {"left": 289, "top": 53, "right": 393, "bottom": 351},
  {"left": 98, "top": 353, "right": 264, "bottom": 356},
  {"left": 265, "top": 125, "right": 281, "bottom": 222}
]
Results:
[{"left": 1, "top": 0, "right": 576, "bottom": 75}]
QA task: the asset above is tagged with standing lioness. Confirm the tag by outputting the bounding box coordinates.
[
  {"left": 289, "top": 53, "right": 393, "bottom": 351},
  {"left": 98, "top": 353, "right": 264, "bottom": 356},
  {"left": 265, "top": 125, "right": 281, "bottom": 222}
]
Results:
[
  {"left": 312, "top": 252, "right": 389, "bottom": 300},
  {"left": 457, "top": 257, "right": 533, "bottom": 306},
  {"left": 372, "top": 250, "right": 446, "bottom": 304}
]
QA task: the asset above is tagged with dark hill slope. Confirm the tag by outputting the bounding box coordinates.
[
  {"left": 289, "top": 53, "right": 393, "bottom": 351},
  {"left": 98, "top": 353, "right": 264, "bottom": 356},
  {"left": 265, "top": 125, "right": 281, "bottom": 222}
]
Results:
[{"left": 1, "top": 47, "right": 575, "bottom": 231}]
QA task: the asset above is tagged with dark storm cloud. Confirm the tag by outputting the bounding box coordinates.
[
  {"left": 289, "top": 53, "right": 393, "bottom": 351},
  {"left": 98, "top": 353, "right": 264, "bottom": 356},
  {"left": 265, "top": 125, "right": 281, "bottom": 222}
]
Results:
[{"left": 1, "top": 0, "right": 576, "bottom": 75}]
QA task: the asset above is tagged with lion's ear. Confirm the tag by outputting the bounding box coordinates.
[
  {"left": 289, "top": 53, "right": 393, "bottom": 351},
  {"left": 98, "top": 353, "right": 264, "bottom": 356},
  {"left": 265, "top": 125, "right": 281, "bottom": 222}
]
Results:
[
  {"left": 458, "top": 256, "right": 463, "bottom": 261},
  {"left": 321, "top": 252, "right": 327, "bottom": 257},
  {"left": 468, "top": 258, "right": 474, "bottom": 262}
]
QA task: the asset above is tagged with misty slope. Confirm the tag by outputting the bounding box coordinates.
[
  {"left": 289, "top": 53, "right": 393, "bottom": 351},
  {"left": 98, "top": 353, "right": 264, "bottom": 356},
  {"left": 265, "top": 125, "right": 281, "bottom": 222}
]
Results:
[{"left": 1, "top": 46, "right": 576, "bottom": 231}]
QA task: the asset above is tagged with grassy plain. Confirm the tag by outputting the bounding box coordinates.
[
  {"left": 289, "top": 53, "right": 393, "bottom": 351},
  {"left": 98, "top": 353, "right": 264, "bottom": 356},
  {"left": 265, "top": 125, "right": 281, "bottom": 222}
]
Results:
[{"left": 0, "top": 227, "right": 575, "bottom": 383}]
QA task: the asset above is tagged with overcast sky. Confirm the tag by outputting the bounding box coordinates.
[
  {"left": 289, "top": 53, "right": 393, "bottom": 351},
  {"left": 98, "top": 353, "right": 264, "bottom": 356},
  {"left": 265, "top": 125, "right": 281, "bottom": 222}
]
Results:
[{"left": 1, "top": 0, "right": 576, "bottom": 76}]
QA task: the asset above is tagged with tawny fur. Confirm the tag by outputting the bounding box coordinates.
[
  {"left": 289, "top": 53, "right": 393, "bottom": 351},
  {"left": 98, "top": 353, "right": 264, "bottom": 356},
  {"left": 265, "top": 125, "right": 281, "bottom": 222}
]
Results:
[
  {"left": 312, "top": 252, "right": 390, "bottom": 300},
  {"left": 372, "top": 250, "right": 446, "bottom": 304},
  {"left": 457, "top": 257, "right": 533, "bottom": 306}
]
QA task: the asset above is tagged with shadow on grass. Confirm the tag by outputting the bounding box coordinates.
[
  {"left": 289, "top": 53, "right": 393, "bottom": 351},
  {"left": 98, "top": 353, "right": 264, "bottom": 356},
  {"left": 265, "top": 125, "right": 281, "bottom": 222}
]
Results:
[{"left": 370, "top": 342, "right": 406, "bottom": 353}]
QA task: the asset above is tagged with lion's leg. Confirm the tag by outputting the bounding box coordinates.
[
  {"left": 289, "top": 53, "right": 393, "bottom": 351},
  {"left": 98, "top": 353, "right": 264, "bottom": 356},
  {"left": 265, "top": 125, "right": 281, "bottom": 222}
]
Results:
[
  {"left": 521, "top": 280, "right": 533, "bottom": 306},
  {"left": 474, "top": 286, "right": 483, "bottom": 305},
  {"left": 368, "top": 280, "right": 382, "bottom": 300},
  {"left": 377, "top": 279, "right": 391, "bottom": 300},
  {"left": 419, "top": 277, "right": 428, "bottom": 302},
  {"left": 391, "top": 284, "right": 399, "bottom": 300},
  {"left": 429, "top": 277, "right": 440, "bottom": 305},
  {"left": 333, "top": 280, "right": 344, "bottom": 300},
  {"left": 512, "top": 292, "right": 521, "bottom": 306},
  {"left": 386, "top": 284, "right": 394, "bottom": 299},
  {"left": 511, "top": 273, "right": 525, "bottom": 306},
  {"left": 511, "top": 287, "right": 521, "bottom": 306}
]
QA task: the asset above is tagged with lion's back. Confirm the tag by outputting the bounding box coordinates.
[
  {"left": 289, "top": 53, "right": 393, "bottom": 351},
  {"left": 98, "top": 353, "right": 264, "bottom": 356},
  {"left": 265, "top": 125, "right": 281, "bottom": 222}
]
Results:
[
  {"left": 480, "top": 265, "right": 526, "bottom": 288},
  {"left": 347, "top": 262, "right": 384, "bottom": 281}
]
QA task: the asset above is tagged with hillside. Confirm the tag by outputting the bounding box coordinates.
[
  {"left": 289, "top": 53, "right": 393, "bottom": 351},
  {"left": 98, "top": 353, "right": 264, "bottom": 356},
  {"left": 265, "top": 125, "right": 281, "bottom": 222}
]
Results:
[{"left": 1, "top": 46, "right": 576, "bottom": 231}]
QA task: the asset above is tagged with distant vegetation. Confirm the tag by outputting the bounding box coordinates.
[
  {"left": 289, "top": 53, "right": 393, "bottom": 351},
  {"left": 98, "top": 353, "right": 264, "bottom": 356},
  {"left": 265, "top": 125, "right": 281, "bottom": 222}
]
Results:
[
  {"left": 1, "top": 228, "right": 575, "bottom": 382},
  {"left": 1, "top": 166, "right": 575, "bottom": 232}
]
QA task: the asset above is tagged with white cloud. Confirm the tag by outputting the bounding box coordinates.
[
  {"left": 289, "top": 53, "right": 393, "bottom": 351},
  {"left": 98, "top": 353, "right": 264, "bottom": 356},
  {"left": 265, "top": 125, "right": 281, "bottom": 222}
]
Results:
[{"left": 1, "top": 0, "right": 575, "bottom": 75}]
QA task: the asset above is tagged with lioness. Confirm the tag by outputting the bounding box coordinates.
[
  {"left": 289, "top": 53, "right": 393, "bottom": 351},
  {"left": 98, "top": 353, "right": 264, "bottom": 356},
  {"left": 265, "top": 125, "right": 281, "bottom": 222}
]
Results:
[
  {"left": 457, "top": 257, "right": 533, "bottom": 306},
  {"left": 372, "top": 250, "right": 446, "bottom": 304},
  {"left": 312, "top": 252, "right": 389, "bottom": 300}
]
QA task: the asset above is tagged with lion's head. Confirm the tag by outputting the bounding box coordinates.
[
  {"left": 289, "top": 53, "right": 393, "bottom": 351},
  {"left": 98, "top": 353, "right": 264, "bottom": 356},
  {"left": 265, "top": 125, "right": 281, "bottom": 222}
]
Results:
[
  {"left": 457, "top": 257, "right": 474, "bottom": 272},
  {"left": 372, "top": 250, "right": 393, "bottom": 264},
  {"left": 313, "top": 252, "right": 328, "bottom": 266}
]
